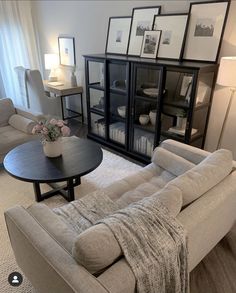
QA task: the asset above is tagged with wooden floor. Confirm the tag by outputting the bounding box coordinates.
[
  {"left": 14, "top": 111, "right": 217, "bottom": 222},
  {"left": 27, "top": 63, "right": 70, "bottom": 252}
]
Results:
[{"left": 69, "top": 119, "right": 236, "bottom": 292}]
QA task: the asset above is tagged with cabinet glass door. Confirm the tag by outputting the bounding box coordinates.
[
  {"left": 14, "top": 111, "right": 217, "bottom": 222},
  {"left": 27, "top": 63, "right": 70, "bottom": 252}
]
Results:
[
  {"left": 108, "top": 62, "right": 128, "bottom": 146},
  {"left": 87, "top": 59, "right": 106, "bottom": 139},
  {"left": 160, "top": 70, "right": 193, "bottom": 142},
  {"left": 130, "top": 65, "right": 162, "bottom": 158}
]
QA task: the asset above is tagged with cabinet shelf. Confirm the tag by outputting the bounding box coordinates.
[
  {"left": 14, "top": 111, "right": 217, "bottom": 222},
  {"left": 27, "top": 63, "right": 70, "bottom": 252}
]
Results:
[
  {"left": 163, "top": 100, "right": 190, "bottom": 110},
  {"left": 89, "top": 82, "right": 104, "bottom": 91},
  {"left": 133, "top": 123, "right": 155, "bottom": 133},
  {"left": 110, "top": 87, "right": 127, "bottom": 95},
  {"left": 90, "top": 108, "right": 104, "bottom": 116},
  {"left": 110, "top": 114, "right": 126, "bottom": 122},
  {"left": 135, "top": 95, "right": 158, "bottom": 103}
]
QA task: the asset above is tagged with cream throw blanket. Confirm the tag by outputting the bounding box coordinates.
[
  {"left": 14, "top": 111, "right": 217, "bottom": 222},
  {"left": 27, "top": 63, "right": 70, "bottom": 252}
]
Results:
[{"left": 54, "top": 191, "right": 188, "bottom": 293}]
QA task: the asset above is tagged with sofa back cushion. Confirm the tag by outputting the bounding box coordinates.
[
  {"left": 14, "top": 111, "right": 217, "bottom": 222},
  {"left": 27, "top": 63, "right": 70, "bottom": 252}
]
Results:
[
  {"left": 167, "top": 149, "right": 233, "bottom": 207},
  {"left": 72, "top": 186, "right": 183, "bottom": 274},
  {"left": 0, "top": 98, "right": 16, "bottom": 127},
  {"left": 152, "top": 147, "right": 195, "bottom": 176}
]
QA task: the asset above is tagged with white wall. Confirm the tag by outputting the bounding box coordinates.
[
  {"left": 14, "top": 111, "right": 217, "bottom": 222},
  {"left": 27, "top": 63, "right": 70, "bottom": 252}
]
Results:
[{"left": 32, "top": 0, "right": 236, "bottom": 156}]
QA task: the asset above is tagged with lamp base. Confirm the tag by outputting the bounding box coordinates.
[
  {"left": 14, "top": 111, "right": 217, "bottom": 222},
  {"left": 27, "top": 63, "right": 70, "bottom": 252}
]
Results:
[
  {"left": 49, "top": 69, "right": 58, "bottom": 82},
  {"left": 48, "top": 76, "right": 58, "bottom": 82}
]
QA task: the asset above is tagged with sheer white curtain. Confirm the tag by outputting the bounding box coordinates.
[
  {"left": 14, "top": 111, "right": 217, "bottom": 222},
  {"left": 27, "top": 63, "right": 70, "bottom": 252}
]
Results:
[{"left": 0, "top": 0, "right": 40, "bottom": 107}]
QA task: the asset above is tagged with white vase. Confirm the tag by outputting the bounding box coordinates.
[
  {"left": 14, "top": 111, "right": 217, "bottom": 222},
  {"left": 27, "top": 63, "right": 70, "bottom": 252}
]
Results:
[
  {"left": 43, "top": 140, "right": 62, "bottom": 158},
  {"left": 176, "top": 117, "right": 187, "bottom": 129},
  {"left": 149, "top": 110, "right": 157, "bottom": 126}
]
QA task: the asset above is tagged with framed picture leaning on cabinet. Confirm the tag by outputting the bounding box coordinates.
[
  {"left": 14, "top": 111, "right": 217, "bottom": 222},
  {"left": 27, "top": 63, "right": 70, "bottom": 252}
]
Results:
[
  {"left": 153, "top": 14, "right": 189, "bottom": 60},
  {"left": 127, "top": 6, "right": 161, "bottom": 56},
  {"left": 105, "top": 16, "right": 132, "bottom": 55},
  {"left": 183, "top": 0, "right": 230, "bottom": 62},
  {"left": 140, "top": 30, "right": 161, "bottom": 59}
]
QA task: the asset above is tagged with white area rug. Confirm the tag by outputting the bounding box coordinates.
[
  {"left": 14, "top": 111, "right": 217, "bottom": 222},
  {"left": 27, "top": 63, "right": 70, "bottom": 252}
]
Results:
[{"left": 0, "top": 149, "right": 141, "bottom": 293}]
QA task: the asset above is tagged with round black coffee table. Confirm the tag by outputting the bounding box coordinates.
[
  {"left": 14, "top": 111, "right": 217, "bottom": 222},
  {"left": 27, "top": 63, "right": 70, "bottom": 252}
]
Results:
[{"left": 3, "top": 137, "right": 103, "bottom": 202}]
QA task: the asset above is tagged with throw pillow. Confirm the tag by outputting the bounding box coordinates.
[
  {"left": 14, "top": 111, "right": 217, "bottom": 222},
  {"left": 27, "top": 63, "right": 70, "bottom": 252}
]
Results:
[
  {"left": 8, "top": 114, "right": 36, "bottom": 134},
  {"left": 152, "top": 147, "right": 195, "bottom": 176},
  {"left": 167, "top": 149, "right": 233, "bottom": 207},
  {"left": 0, "top": 98, "right": 16, "bottom": 127}
]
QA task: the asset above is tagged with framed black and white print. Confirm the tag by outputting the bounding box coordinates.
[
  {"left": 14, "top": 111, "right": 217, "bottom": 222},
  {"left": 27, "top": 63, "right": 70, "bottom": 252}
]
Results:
[
  {"left": 153, "top": 14, "right": 188, "bottom": 60},
  {"left": 58, "top": 37, "right": 76, "bottom": 66},
  {"left": 127, "top": 6, "right": 161, "bottom": 56},
  {"left": 183, "top": 1, "right": 230, "bottom": 62},
  {"left": 105, "top": 16, "right": 132, "bottom": 55},
  {"left": 140, "top": 30, "right": 161, "bottom": 59}
]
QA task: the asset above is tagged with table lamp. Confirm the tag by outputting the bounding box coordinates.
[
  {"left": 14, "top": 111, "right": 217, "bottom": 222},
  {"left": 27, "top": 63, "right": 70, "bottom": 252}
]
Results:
[
  {"left": 216, "top": 56, "right": 236, "bottom": 149},
  {"left": 44, "top": 53, "right": 59, "bottom": 82}
]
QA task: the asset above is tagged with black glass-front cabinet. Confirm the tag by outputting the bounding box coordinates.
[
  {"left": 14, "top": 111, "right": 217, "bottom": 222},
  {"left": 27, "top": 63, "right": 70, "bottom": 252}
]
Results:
[{"left": 85, "top": 54, "right": 218, "bottom": 163}]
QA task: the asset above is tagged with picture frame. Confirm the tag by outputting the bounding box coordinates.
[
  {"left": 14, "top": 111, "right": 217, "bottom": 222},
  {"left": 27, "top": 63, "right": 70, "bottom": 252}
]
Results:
[
  {"left": 105, "top": 16, "right": 132, "bottom": 55},
  {"left": 183, "top": 1, "right": 230, "bottom": 62},
  {"left": 153, "top": 14, "right": 188, "bottom": 60},
  {"left": 58, "top": 37, "right": 76, "bottom": 66},
  {"left": 127, "top": 6, "right": 161, "bottom": 56},
  {"left": 140, "top": 30, "right": 161, "bottom": 59}
]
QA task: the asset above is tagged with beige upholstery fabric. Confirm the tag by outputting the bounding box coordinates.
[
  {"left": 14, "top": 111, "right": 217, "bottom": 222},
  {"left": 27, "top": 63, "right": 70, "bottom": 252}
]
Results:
[
  {"left": 72, "top": 186, "right": 183, "bottom": 274},
  {"left": 168, "top": 149, "right": 233, "bottom": 207},
  {"left": 0, "top": 98, "right": 16, "bottom": 126},
  {"left": 0, "top": 125, "right": 38, "bottom": 162},
  {"left": 8, "top": 114, "right": 36, "bottom": 134},
  {"left": 28, "top": 203, "right": 77, "bottom": 253},
  {"left": 161, "top": 139, "right": 209, "bottom": 164},
  {"left": 152, "top": 147, "right": 195, "bottom": 176},
  {"left": 98, "top": 258, "right": 136, "bottom": 293},
  {"left": 5, "top": 206, "right": 109, "bottom": 293},
  {"left": 72, "top": 224, "right": 122, "bottom": 274},
  {"left": 16, "top": 107, "right": 45, "bottom": 122},
  {"left": 177, "top": 171, "right": 236, "bottom": 271}
]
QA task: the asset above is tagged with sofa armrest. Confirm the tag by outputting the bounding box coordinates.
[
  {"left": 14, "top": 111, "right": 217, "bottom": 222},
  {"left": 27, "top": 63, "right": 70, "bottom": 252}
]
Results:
[
  {"left": 4, "top": 206, "right": 109, "bottom": 293},
  {"left": 177, "top": 171, "right": 236, "bottom": 272},
  {"left": 15, "top": 107, "right": 45, "bottom": 122}
]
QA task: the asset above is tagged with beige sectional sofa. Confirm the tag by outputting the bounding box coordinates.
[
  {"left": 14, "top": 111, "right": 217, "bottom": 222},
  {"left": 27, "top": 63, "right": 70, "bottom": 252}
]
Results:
[
  {"left": 4, "top": 140, "right": 236, "bottom": 293},
  {"left": 0, "top": 98, "right": 43, "bottom": 163}
]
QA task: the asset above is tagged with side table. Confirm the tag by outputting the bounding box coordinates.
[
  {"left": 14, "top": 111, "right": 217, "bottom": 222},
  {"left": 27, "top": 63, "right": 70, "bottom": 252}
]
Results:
[{"left": 44, "top": 81, "right": 84, "bottom": 122}]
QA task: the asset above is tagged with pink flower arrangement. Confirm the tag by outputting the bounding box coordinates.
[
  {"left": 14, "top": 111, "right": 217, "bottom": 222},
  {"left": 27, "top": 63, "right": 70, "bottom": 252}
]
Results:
[{"left": 32, "top": 118, "right": 71, "bottom": 142}]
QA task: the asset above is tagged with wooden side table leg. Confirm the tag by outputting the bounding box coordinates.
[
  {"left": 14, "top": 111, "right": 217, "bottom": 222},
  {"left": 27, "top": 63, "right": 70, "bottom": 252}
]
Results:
[
  {"left": 67, "top": 179, "right": 75, "bottom": 202},
  {"left": 33, "top": 182, "right": 42, "bottom": 202}
]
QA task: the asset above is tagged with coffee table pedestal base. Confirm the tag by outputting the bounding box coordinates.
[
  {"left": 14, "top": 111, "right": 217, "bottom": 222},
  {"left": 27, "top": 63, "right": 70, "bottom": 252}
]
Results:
[{"left": 33, "top": 177, "right": 81, "bottom": 202}]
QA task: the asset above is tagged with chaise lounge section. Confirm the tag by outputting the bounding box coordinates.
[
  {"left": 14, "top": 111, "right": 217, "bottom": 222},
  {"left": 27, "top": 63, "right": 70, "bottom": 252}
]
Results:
[{"left": 4, "top": 140, "right": 236, "bottom": 293}]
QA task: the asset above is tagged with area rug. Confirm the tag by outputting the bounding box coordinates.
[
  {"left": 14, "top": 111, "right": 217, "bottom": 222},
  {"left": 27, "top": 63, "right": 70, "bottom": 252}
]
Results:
[{"left": 0, "top": 149, "right": 142, "bottom": 293}]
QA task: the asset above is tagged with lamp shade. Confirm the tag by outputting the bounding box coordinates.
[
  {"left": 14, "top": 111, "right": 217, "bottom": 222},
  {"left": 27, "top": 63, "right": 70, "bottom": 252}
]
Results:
[
  {"left": 44, "top": 54, "right": 59, "bottom": 70},
  {"left": 217, "top": 57, "right": 236, "bottom": 87}
]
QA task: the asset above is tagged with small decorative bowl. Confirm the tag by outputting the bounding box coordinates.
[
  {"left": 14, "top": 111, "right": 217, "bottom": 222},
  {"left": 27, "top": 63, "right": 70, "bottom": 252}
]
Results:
[
  {"left": 139, "top": 114, "right": 150, "bottom": 125},
  {"left": 117, "top": 106, "right": 126, "bottom": 118}
]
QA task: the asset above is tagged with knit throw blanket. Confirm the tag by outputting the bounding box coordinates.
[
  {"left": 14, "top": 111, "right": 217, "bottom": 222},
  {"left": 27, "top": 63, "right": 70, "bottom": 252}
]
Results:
[{"left": 54, "top": 191, "right": 188, "bottom": 293}]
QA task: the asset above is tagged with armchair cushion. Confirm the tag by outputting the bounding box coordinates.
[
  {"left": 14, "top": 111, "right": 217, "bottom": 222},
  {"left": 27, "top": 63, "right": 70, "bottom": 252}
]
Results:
[
  {"left": 8, "top": 114, "right": 36, "bottom": 134},
  {"left": 0, "top": 98, "right": 16, "bottom": 127},
  {"left": 167, "top": 149, "right": 233, "bottom": 207}
]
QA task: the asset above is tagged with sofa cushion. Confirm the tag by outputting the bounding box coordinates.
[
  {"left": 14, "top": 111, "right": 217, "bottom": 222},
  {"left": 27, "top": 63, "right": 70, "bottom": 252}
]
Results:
[
  {"left": 72, "top": 224, "right": 122, "bottom": 274},
  {"left": 8, "top": 114, "right": 36, "bottom": 134},
  {"left": 0, "top": 125, "right": 37, "bottom": 158},
  {"left": 0, "top": 98, "right": 16, "bottom": 127},
  {"left": 167, "top": 149, "right": 233, "bottom": 207},
  {"left": 72, "top": 186, "right": 182, "bottom": 274},
  {"left": 152, "top": 147, "right": 195, "bottom": 176}
]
